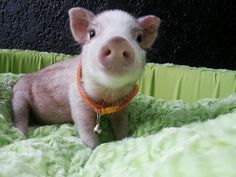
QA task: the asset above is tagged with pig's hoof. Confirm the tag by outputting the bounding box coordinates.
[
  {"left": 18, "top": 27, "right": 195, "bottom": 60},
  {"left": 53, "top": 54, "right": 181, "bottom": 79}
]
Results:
[{"left": 84, "top": 139, "right": 100, "bottom": 150}]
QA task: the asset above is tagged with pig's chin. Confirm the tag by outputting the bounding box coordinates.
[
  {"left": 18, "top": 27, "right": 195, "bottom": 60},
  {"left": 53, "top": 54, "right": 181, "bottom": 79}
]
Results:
[
  {"left": 92, "top": 59, "right": 144, "bottom": 89},
  {"left": 100, "top": 75, "right": 137, "bottom": 89}
]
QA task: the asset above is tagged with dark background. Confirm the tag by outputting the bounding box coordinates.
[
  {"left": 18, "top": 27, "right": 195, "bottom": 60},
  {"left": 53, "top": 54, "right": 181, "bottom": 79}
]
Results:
[{"left": 0, "top": 0, "right": 235, "bottom": 69}]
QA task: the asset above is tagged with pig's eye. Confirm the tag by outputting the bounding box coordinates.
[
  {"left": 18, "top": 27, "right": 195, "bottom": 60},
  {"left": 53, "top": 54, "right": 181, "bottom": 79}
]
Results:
[
  {"left": 136, "top": 34, "right": 142, "bottom": 43},
  {"left": 89, "top": 29, "right": 96, "bottom": 39}
]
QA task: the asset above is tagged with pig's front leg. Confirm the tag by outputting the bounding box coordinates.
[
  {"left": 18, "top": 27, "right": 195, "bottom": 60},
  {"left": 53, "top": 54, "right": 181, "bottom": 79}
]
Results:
[
  {"left": 71, "top": 103, "right": 99, "bottom": 149},
  {"left": 111, "top": 110, "right": 128, "bottom": 140},
  {"left": 69, "top": 91, "right": 99, "bottom": 149}
]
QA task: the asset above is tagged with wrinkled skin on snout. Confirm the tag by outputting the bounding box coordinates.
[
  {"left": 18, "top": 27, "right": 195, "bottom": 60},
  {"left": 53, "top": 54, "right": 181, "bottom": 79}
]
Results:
[{"left": 12, "top": 7, "right": 161, "bottom": 149}]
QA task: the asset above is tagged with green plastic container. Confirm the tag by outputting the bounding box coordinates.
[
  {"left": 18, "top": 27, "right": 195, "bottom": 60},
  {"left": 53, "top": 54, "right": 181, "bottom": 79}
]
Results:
[{"left": 1, "top": 49, "right": 236, "bottom": 102}]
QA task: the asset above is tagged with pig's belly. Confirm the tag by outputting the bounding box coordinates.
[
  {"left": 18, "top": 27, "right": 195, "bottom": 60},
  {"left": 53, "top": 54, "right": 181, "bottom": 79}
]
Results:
[{"left": 30, "top": 101, "right": 72, "bottom": 125}]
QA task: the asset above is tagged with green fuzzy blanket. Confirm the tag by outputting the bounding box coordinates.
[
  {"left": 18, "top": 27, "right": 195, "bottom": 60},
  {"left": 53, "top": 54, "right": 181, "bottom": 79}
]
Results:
[{"left": 0, "top": 73, "right": 236, "bottom": 177}]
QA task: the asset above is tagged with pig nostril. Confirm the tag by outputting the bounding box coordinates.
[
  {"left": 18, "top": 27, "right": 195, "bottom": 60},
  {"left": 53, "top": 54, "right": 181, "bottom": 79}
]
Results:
[
  {"left": 104, "top": 49, "right": 111, "bottom": 57},
  {"left": 123, "top": 50, "right": 134, "bottom": 64},
  {"left": 100, "top": 48, "right": 112, "bottom": 66},
  {"left": 123, "top": 51, "right": 129, "bottom": 58}
]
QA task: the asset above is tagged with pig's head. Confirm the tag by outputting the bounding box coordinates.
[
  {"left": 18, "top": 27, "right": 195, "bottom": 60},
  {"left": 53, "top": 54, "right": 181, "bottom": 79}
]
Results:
[{"left": 69, "top": 7, "right": 161, "bottom": 89}]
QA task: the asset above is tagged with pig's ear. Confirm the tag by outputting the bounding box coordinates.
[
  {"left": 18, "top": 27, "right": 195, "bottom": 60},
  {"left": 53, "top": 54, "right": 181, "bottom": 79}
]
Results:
[
  {"left": 69, "top": 7, "right": 95, "bottom": 43},
  {"left": 138, "top": 15, "right": 161, "bottom": 49}
]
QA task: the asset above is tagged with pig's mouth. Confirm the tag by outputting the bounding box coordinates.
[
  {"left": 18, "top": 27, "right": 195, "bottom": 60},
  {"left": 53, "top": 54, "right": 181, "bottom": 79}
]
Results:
[{"left": 99, "top": 64, "right": 133, "bottom": 76}]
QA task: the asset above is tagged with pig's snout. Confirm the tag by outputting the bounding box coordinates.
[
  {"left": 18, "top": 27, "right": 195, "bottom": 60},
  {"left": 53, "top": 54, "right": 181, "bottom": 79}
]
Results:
[{"left": 99, "top": 36, "right": 135, "bottom": 67}]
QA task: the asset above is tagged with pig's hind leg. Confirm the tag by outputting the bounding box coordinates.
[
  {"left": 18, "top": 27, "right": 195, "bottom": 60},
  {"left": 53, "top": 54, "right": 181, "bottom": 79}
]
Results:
[{"left": 12, "top": 93, "right": 29, "bottom": 135}]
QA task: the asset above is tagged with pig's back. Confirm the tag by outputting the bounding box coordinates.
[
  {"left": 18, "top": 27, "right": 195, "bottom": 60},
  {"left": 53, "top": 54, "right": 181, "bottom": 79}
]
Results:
[{"left": 15, "top": 57, "right": 80, "bottom": 124}]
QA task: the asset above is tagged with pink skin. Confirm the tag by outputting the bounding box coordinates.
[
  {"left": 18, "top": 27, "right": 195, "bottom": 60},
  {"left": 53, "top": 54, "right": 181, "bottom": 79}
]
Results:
[{"left": 12, "top": 7, "right": 161, "bottom": 149}]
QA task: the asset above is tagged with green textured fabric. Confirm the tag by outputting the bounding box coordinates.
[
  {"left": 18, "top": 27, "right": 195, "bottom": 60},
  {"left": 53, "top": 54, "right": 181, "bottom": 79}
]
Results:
[
  {"left": 1, "top": 49, "right": 236, "bottom": 102},
  {"left": 0, "top": 73, "right": 236, "bottom": 177}
]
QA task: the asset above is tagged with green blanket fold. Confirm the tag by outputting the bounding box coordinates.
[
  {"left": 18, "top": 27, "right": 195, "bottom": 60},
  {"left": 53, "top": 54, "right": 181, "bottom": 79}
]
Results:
[{"left": 0, "top": 73, "right": 236, "bottom": 177}]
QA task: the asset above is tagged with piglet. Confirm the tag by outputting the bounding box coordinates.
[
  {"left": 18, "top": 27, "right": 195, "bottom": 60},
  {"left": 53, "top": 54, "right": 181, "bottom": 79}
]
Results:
[{"left": 12, "top": 7, "right": 161, "bottom": 149}]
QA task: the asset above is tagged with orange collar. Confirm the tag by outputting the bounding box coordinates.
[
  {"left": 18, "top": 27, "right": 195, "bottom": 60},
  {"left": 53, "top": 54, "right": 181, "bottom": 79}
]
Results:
[{"left": 77, "top": 64, "right": 138, "bottom": 115}]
